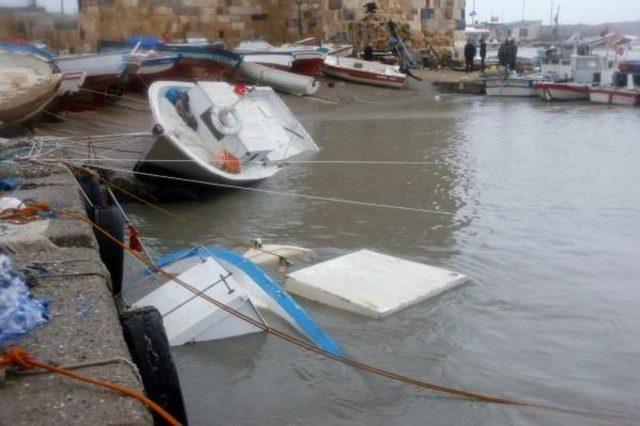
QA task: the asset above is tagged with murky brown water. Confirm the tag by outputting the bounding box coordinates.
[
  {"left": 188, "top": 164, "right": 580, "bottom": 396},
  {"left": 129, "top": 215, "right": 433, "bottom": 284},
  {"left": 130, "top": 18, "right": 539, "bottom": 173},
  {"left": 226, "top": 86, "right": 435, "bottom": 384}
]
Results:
[{"left": 124, "top": 92, "right": 640, "bottom": 425}]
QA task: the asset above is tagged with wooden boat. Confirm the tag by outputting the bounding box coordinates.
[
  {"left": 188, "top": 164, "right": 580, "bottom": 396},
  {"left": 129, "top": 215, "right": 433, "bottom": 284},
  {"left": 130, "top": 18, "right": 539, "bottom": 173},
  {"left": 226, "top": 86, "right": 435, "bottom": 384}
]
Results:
[
  {"left": 140, "top": 81, "right": 319, "bottom": 184},
  {"left": 135, "top": 245, "right": 344, "bottom": 355},
  {"left": 0, "top": 53, "right": 62, "bottom": 130},
  {"left": 590, "top": 61, "right": 640, "bottom": 106},
  {"left": 238, "top": 61, "right": 320, "bottom": 95},
  {"left": 321, "top": 56, "right": 407, "bottom": 88},
  {"left": 533, "top": 81, "right": 591, "bottom": 101},
  {"left": 52, "top": 52, "right": 129, "bottom": 92}
]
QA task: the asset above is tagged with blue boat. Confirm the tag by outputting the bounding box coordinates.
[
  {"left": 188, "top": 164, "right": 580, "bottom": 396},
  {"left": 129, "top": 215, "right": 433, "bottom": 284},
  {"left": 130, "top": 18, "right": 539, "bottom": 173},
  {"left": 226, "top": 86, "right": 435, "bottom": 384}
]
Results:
[{"left": 144, "top": 246, "right": 344, "bottom": 357}]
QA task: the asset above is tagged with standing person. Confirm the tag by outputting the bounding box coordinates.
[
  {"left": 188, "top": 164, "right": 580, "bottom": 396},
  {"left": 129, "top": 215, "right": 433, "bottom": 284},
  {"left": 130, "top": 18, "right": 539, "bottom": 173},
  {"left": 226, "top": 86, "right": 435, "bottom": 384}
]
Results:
[
  {"left": 498, "top": 39, "right": 507, "bottom": 70},
  {"left": 479, "top": 38, "right": 487, "bottom": 72},
  {"left": 464, "top": 39, "right": 476, "bottom": 73},
  {"left": 509, "top": 39, "right": 518, "bottom": 71}
]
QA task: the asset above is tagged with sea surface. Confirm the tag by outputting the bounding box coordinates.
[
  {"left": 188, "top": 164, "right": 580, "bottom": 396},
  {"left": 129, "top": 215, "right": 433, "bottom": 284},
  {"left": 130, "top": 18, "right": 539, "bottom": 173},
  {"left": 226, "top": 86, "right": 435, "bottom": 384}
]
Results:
[{"left": 124, "top": 90, "right": 640, "bottom": 425}]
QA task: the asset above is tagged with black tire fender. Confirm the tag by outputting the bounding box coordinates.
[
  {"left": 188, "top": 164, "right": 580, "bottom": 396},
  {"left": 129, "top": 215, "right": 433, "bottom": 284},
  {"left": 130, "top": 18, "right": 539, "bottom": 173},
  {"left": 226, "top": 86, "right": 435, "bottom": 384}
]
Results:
[
  {"left": 92, "top": 205, "right": 124, "bottom": 295},
  {"left": 121, "top": 307, "right": 188, "bottom": 425}
]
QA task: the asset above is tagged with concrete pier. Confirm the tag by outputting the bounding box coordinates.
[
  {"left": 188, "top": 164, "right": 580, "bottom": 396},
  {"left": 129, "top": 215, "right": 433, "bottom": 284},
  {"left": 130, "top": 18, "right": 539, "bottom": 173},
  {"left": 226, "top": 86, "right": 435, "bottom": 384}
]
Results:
[{"left": 0, "top": 144, "right": 152, "bottom": 425}]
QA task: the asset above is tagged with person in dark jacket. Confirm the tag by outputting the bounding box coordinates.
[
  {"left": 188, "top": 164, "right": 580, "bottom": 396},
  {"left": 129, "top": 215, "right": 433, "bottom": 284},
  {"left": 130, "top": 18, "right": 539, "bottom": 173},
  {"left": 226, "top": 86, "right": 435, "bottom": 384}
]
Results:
[
  {"left": 464, "top": 40, "right": 476, "bottom": 73},
  {"left": 479, "top": 39, "right": 487, "bottom": 72},
  {"left": 508, "top": 39, "right": 518, "bottom": 71}
]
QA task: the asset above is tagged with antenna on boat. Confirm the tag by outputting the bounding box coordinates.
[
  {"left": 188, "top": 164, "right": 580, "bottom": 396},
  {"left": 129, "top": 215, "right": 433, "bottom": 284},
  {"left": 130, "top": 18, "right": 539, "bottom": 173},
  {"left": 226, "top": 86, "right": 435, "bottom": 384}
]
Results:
[{"left": 521, "top": 0, "right": 526, "bottom": 21}]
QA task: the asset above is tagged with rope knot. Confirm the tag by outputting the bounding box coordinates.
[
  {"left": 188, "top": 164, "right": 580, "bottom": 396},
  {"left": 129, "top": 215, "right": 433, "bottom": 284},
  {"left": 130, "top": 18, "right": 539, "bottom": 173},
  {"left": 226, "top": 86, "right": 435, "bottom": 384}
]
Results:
[{"left": 3, "top": 348, "right": 34, "bottom": 370}]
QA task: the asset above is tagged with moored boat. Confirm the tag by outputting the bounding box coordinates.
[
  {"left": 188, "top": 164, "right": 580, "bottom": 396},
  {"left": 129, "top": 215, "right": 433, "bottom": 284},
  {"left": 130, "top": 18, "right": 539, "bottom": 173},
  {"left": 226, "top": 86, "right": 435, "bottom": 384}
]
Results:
[
  {"left": 533, "top": 81, "right": 591, "bottom": 101},
  {"left": 234, "top": 40, "right": 326, "bottom": 76},
  {"left": 590, "top": 61, "right": 640, "bottom": 106},
  {"left": 483, "top": 72, "right": 543, "bottom": 97},
  {"left": 139, "top": 81, "right": 318, "bottom": 185},
  {"left": 0, "top": 53, "right": 62, "bottom": 130},
  {"left": 321, "top": 55, "right": 406, "bottom": 89},
  {"left": 128, "top": 51, "right": 180, "bottom": 88}
]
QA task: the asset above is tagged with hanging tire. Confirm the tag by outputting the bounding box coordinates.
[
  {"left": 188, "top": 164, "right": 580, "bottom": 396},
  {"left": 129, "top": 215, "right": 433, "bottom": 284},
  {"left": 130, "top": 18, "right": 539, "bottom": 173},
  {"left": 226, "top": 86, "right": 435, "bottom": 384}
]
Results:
[
  {"left": 121, "top": 307, "right": 188, "bottom": 426},
  {"left": 93, "top": 205, "right": 124, "bottom": 295},
  {"left": 76, "top": 174, "right": 106, "bottom": 219}
]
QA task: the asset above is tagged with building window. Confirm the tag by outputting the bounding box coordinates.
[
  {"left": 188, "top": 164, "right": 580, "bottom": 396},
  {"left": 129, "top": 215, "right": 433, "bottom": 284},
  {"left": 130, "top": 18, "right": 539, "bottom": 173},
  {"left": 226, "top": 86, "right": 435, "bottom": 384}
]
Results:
[
  {"left": 421, "top": 8, "right": 434, "bottom": 20},
  {"left": 519, "top": 28, "right": 528, "bottom": 38}
]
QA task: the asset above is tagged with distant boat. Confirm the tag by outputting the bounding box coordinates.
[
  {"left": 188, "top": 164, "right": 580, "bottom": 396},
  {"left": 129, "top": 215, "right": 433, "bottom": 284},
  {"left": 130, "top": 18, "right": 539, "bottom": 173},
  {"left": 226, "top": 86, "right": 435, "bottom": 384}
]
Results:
[
  {"left": 0, "top": 53, "right": 62, "bottom": 130},
  {"left": 135, "top": 246, "right": 344, "bottom": 356},
  {"left": 533, "top": 54, "right": 613, "bottom": 101},
  {"left": 321, "top": 56, "right": 407, "bottom": 88},
  {"left": 139, "top": 81, "right": 318, "bottom": 184},
  {"left": 589, "top": 60, "right": 640, "bottom": 106}
]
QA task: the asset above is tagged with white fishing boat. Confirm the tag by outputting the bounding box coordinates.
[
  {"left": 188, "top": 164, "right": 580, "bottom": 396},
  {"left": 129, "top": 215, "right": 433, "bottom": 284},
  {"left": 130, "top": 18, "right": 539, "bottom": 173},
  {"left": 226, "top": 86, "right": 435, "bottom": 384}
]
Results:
[
  {"left": 590, "top": 61, "right": 640, "bottom": 106},
  {"left": 234, "top": 40, "right": 326, "bottom": 76},
  {"left": 322, "top": 56, "right": 407, "bottom": 88},
  {"left": 237, "top": 61, "right": 320, "bottom": 95},
  {"left": 533, "top": 54, "right": 613, "bottom": 101},
  {"left": 134, "top": 246, "right": 344, "bottom": 355},
  {"left": 140, "top": 81, "right": 318, "bottom": 184},
  {"left": 484, "top": 72, "right": 543, "bottom": 97},
  {"left": 0, "top": 53, "right": 62, "bottom": 130},
  {"left": 52, "top": 52, "right": 128, "bottom": 91},
  {"left": 241, "top": 53, "right": 294, "bottom": 71}
]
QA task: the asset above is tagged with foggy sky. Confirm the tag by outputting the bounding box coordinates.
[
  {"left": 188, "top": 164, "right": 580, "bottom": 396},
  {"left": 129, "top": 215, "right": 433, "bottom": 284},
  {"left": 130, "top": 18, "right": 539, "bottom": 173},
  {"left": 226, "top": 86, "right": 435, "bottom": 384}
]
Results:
[
  {"left": 467, "top": 0, "right": 640, "bottom": 25},
  {"left": 4, "top": 0, "right": 640, "bottom": 25}
]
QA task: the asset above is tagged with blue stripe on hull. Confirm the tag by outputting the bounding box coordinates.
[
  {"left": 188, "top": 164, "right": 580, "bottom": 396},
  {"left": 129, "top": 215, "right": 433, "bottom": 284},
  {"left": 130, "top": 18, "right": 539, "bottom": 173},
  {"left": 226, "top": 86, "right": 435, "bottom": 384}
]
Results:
[{"left": 151, "top": 247, "right": 345, "bottom": 357}]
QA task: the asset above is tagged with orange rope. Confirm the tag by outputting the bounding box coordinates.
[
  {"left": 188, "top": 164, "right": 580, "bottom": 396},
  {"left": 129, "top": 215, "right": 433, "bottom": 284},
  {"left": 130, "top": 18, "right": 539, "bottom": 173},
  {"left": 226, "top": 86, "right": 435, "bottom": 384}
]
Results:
[
  {"left": 0, "top": 202, "right": 52, "bottom": 224},
  {"left": 60, "top": 210, "right": 616, "bottom": 420},
  {"left": 0, "top": 348, "right": 181, "bottom": 426}
]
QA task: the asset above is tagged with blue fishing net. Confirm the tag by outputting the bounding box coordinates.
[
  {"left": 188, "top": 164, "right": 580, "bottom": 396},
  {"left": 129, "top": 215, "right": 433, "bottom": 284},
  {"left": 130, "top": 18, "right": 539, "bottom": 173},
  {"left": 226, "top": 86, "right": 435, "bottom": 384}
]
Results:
[{"left": 0, "top": 254, "right": 49, "bottom": 345}]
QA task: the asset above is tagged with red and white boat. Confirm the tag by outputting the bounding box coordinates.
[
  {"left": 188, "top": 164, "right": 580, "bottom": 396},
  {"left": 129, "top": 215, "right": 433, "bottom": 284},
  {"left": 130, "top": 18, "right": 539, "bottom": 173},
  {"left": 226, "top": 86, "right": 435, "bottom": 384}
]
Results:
[
  {"left": 321, "top": 56, "right": 406, "bottom": 89},
  {"left": 533, "top": 81, "right": 591, "bottom": 101},
  {"left": 590, "top": 61, "right": 640, "bottom": 106},
  {"left": 234, "top": 41, "right": 325, "bottom": 76}
]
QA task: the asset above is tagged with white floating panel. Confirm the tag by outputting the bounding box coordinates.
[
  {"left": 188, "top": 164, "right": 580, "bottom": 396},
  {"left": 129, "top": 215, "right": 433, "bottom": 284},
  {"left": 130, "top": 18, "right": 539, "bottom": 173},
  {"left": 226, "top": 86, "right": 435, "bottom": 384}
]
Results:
[
  {"left": 285, "top": 250, "right": 468, "bottom": 318},
  {"left": 133, "top": 258, "right": 263, "bottom": 346}
]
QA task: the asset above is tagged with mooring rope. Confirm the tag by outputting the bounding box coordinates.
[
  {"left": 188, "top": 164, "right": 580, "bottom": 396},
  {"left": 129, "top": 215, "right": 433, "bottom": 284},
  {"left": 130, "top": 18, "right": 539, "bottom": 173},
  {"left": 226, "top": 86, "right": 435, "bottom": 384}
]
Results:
[{"left": 66, "top": 163, "right": 457, "bottom": 216}]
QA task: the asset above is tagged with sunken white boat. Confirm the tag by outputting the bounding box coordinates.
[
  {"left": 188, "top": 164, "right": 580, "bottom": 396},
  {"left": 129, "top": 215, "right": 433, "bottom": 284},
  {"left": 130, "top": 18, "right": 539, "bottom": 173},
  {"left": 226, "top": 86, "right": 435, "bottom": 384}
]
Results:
[{"left": 141, "top": 81, "right": 319, "bottom": 184}]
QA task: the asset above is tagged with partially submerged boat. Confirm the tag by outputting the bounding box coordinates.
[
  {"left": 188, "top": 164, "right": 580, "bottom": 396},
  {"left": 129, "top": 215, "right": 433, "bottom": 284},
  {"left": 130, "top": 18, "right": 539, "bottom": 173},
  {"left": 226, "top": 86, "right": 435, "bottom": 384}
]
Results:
[
  {"left": 134, "top": 246, "right": 344, "bottom": 356},
  {"left": 140, "top": 81, "right": 318, "bottom": 184},
  {"left": 321, "top": 56, "right": 407, "bottom": 89},
  {"left": 590, "top": 61, "right": 640, "bottom": 106},
  {"left": 0, "top": 53, "right": 62, "bottom": 130}
]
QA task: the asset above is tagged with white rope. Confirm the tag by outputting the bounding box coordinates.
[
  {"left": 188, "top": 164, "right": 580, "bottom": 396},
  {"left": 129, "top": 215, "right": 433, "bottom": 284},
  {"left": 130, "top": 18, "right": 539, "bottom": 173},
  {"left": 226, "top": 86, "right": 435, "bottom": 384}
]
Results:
[{"left": 70, "top": 162, "right": 456, "bottom": 216}]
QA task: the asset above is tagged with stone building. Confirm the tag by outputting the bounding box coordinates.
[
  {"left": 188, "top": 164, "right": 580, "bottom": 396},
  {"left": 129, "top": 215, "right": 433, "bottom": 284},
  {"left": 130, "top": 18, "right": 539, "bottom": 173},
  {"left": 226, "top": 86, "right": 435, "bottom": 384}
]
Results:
[{"left": 2, "top": 0, "right": 466, "bottom": 54}]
